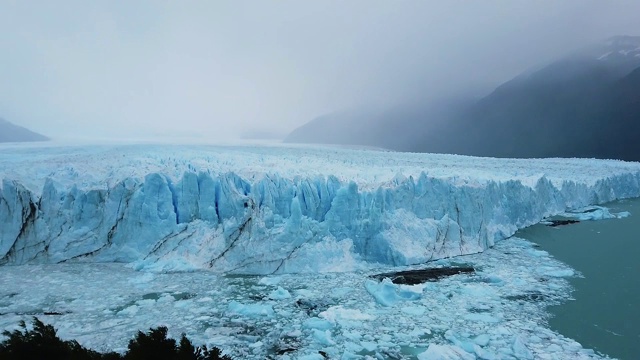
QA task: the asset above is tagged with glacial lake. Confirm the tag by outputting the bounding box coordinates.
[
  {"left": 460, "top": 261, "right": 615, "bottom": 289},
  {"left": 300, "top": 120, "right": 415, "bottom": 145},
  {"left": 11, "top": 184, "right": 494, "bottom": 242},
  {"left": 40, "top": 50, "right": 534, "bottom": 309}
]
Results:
[{"left": 516, "top": 197, "right": 640, "bottom": 359}]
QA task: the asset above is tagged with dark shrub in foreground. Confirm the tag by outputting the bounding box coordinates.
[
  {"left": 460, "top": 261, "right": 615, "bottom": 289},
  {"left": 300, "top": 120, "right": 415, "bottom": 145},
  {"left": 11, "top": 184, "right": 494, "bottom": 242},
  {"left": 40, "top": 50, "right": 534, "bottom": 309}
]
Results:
[
  {"left": 124, "top": 325, "right": 231, "bottom": 360},
  {"left": 0, "top": 318, "right": 231, "bottom": 360}
]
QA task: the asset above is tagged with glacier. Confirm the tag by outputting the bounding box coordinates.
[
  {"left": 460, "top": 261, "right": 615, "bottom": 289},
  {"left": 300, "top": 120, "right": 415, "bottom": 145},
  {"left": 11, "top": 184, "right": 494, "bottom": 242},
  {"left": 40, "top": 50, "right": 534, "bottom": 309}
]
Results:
[
  {"left": 1, "top": 143, "right": 640, "bottom": 274},
  {"left": 1, "top": 143, "right": 637, "bottom": 359}
]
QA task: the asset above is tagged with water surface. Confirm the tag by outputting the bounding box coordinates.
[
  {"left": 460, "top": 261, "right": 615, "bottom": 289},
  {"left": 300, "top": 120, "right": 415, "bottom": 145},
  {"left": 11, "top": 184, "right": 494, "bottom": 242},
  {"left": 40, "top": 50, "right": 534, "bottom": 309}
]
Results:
[{"left": 517, "top": 198, "right": 640, "bottom": 359}]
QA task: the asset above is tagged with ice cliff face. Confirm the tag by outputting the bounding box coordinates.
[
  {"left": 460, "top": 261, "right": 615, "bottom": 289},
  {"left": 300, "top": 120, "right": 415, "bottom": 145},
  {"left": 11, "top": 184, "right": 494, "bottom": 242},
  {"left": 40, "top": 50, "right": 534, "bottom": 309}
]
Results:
[{"left": 1, "top": 144, "right": 640, "bottom": 274}]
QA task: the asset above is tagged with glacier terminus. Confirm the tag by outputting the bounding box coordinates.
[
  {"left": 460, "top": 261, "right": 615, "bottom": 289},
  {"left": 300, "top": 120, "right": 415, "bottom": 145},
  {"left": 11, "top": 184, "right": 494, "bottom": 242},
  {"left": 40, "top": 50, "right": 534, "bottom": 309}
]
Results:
[
  {"left": 1, "top": 143, "right": 639, "bottom": 359},
  {"left": 1, "top": 143, "right": 639, "bottom": 273}
]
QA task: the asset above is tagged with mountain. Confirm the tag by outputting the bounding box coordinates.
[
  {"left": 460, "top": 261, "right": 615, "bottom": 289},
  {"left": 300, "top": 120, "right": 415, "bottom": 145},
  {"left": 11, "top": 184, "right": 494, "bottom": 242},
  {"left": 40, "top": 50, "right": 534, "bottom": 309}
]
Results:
[
  {"left": 284, "top": 97, "right": 474, "bottom": 151},
  {"left": 415, "top": 35, "right": 640, "bottom": 160},
  {"left": 0, "top": 118, "right": 49, "bottom": 143},
  {"left": 285, "top": 36, "right": 640, "bottom": 161}
]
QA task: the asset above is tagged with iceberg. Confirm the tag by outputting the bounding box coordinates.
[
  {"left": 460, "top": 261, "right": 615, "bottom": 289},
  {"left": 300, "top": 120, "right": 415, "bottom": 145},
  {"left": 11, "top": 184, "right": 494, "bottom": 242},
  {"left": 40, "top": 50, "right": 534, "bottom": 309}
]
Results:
[
  {"left": 1, "top": 143, "right": 639, "bottom": 274},
  {"left": 364, "top": 278, "right": 422, "bottom": 307},
  {"left": 227, "top": 301, "right": 275, "bottom": 318},
  {"left": 557, "top": 205, "right": 631, "bottom": 221},
  {"left": 417, "top": 344, "right": 475, "bottom": 360}
]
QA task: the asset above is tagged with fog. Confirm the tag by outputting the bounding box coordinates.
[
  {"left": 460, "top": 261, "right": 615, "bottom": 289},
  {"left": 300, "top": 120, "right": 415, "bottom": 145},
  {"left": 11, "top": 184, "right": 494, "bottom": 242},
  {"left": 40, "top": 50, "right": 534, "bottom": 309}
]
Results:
[{"left": 1, "top": 1, "right": 639, "bottom": 141}]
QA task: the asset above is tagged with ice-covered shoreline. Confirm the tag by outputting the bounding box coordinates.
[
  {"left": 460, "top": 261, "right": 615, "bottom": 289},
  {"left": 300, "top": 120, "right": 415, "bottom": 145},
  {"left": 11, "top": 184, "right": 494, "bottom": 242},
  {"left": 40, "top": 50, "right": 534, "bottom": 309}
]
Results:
[
  {"left": 0, "top": 238, "right": 606, "bottom": 359},
  {"left": 1, "top": 143, "right": 640, "bottom": 273}
]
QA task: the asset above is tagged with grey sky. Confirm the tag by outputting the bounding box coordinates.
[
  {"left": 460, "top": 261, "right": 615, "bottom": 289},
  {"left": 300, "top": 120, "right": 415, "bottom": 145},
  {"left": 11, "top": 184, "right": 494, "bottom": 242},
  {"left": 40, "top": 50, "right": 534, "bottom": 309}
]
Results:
[{"left": 1, "top": 1, "right": 639, "bottom": 141}]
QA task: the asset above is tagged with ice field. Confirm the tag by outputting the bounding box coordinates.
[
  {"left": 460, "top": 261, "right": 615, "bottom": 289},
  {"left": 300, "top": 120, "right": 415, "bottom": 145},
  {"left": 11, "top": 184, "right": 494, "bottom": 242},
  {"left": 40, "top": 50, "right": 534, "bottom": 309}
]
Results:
[
  {"left": 0, "top": 238, "right": 608, "bottom": 359},
  {"left": 1, "top": 142, "right": 640, "bottom": 358}
]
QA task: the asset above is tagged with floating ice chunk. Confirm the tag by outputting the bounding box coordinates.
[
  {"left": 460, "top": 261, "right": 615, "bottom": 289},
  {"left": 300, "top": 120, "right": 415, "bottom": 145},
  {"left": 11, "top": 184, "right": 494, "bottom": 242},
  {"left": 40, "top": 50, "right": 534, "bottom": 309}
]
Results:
[
  {"left": 258, "top": 276, "right": 282, "bottom": 286},
  {"left": 547, "top": 344, "right": 562, "bottom": 352},
  {"left": 157, "top": 294, "right": 175, "bottom": 303},
  {"left": 480, "top": 275, "right": 503, "bottom": 285},
  {"left": 294, "top": 289, "right": 315, "bottom": 298},
  {"left": 117, "top": 305, "right": 139, "bottom": 316},
  {"left": 173, "top": 299, "right": 194, "bottom": 309},
  {"left": 340, "top": 351, "right": 362, "bottom": 360},
  {"left": 365, "top": 279, "right": 421, "bottom": 307},
  {"left": 331, "top": 287, "right": 353, "bottom": 298},
  {"left": 311, "top": 329, "right": 334, "bottom": 346},
  {"left": 525, "top": 248, "right": 549, "bottom": 257},
  {"left": 512, "top": 336, "right": 533, "bottom": 359},
  {"left": 128, "top": 272, "right": 155, "bottom": 285},
  {"left": 342, "top": 330, "right": 362, "bottom": 341},
  {"left": 546, "top": 269, "right": 574, "bottom": 277},
  {"left": 444, "top": 331, "right": 477, "bottom": 354},
  {"left": 474, "top": 344, "right": 497, "bottom": 360},
  {"left": 417, "top": 344, "right": 475, "bottom": 360},
  {"left": 473, "top": 334, "right": 491, "bottom": 347},
  {"left": 360, "top": 341, "right": 378, "bottom": 352},
  {"left": 135, "top": 299, "right": 156, "bottom": 307},
  {"left": 132, "top": 258, "right": 199, "bottom": 273},
  {"left": 410, "top": 327, "right": 431, "bottom": 337},
  {"left": 227, "top": 301, "right": 274, "bottom": 317},
  {"left": 268, "top": 286, "right": 291, "bottom": 300},
  {"left": 344, "top": 341, "right": 364, "bottom": 353},
  {"left": 537, "top": 266, "right": 575, "bottom": 278},
  {"left": 559, "top": 206, "right": 631, "bottom": 221},
  {"left": 297, "top": 354, "right": 326, "bottom": 360},
  {"left": 401, "top": 306, "right": 426, "bottom": 316},
  {"left": 303, "top": 317, "right": 333, "bottom": 330},
  {"left": 494, "top": 326, "right": 511, "bottom": 336},
  {"left": 463, "top": 313, "right": 501, "bottom": 323},
  {"left": 460, "top": 284, "right": 496, "bottom": 298},
  {"left": 319, "top": 306, "right": 376, "bottom": 325},
  {"left": 617, "top": 211, "right": 631, "bottom": 218}
]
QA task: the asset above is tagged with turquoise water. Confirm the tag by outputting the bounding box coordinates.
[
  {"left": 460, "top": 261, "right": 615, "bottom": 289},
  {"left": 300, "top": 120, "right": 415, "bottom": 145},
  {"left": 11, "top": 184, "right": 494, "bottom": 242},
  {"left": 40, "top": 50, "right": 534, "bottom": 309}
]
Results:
[{"left": 516, "top": 198, "right": 640, "bottom": 359}]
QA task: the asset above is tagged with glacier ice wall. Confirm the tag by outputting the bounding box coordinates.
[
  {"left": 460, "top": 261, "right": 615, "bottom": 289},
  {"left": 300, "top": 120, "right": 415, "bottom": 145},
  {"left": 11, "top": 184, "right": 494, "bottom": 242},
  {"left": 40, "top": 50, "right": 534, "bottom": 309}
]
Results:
[{"left": 2, "top": 166, "right": 639, "bottom": 274}]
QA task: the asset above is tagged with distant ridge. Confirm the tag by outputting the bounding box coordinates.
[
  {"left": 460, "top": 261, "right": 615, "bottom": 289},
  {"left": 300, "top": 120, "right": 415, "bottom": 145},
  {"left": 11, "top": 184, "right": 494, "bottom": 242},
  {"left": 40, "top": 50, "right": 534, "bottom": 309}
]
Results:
[
  {"left": 0, "top": 118, "right": 49, "bottom": 143},
  {"left": 418, "top": 35, "right": 640, "bottom": 160},
  {"left": 285, "top": 35, "right": 640, "bottom": 161}
]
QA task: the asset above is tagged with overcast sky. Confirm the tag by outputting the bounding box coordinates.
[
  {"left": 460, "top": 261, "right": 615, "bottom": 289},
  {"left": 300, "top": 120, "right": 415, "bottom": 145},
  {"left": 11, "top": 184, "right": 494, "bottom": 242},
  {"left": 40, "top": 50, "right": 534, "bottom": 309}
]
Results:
[{"left": 1, "top": 0, "right": 639, "bottom": 141}]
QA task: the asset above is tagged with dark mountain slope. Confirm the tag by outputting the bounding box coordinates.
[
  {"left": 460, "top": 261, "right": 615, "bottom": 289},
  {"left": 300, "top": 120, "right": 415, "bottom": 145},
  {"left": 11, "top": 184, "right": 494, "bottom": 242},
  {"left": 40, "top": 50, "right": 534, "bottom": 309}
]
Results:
[
  {"left": 286, "top": 36, "right": 640, "bottom": 161},
  {"left": 0, "top": 118, "right": 49, "bottom": 143},
  {"left": 590, "top": 67, "right": 640, "bottom": 160},
  {"left": 284, "top": 97, "right": 473, "bottom": 151},
  {"left": 413, "top": 36, "right": 640, "bottom": 160}
]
